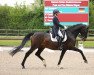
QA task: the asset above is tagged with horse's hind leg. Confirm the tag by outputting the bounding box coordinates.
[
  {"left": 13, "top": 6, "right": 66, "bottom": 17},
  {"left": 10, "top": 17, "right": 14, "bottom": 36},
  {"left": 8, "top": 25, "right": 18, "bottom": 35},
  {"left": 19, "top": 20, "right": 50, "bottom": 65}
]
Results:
[
  {"left": 35, "top": 47, "right": 46, "bottom": 67},
  {"left": 71, "top": 47, "right": 88, "bottom": 63},
  {"left": 58, "top": 50, "right": 67, "bottom": 66},
  {"left": 21, "top": 46, "right": 36, "bottom": 69}
]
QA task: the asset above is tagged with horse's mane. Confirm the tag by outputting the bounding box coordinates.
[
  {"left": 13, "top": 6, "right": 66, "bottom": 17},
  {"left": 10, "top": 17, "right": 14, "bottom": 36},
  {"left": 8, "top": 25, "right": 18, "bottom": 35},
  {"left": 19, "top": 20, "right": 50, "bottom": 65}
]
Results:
[{"left": 66, "top": 24, "right": 86, "bottom": 31}]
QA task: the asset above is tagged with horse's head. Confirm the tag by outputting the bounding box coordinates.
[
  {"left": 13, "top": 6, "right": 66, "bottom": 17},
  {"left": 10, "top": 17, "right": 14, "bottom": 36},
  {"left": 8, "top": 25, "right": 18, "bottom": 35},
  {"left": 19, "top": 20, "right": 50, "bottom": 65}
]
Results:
[
  {"left": 80, "top": 25, "right": 89, "bottom": 41},
  {"left": 66, "top": 24, "right": 89, "bottom": 41}
]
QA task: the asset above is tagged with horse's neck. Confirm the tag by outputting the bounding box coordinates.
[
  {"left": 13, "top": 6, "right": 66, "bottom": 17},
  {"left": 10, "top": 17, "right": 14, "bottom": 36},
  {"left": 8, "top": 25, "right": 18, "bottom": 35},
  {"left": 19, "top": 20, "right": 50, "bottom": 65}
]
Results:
[
  {"left": 67, "top": 26, "right": 81, "bottom": 38},
  {"left": 73, "top": 29, "right": 80, "bottom": 38}
]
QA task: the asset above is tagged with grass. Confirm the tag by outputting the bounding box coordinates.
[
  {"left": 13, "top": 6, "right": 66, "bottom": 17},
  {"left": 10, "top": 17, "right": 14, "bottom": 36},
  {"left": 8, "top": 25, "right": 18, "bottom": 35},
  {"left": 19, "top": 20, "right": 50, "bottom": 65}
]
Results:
[
  {"left": 0, "top": 40, "right": 31, "bottom": 47},
  {"left": 78, "top": 37, "right": 94, "bottom": 48},
  {"left": 0, "top": 36, "right": 94, "bottom": 48},
  {"left": 79, "top": 41, "right": 94, "bottom": 48}
]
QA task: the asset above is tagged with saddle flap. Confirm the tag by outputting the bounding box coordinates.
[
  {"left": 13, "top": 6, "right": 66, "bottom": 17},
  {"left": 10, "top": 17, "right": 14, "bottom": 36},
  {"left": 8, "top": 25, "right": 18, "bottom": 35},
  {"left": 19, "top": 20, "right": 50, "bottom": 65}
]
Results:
[
  {"left": 50, "top": 33, "right": 57, "bottom": 41},
  {"left": 50, "top": 30, "right": 67, "bottom": 42}
]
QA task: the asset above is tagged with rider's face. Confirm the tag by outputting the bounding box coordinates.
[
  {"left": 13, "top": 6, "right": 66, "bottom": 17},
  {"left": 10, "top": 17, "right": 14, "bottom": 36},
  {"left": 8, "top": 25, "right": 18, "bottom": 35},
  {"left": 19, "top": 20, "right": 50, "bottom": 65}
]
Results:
[
  {"left": 56, "top": 12, "right": 60, "bottom": 16},
  {"left": 56, "top": 13, "right": 59, "bottom": 16}
]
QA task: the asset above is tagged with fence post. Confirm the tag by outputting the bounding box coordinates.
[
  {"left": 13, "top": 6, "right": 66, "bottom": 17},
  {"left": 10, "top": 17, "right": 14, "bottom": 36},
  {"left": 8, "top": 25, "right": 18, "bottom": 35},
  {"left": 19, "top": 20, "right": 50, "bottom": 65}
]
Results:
[
  {"left": 76, "top": 40, "right": 78, "bottom": 48},
  {"left": 18, "top": 30, "right": 20, "bottom": 36},
  {"left": 6, "top": 29, "right": 8, "bottom": 36}
]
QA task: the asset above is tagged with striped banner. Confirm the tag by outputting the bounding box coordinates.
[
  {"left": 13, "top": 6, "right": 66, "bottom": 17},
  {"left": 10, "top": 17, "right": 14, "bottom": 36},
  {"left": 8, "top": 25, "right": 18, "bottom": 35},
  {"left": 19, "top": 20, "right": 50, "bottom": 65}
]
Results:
[
  {"left": 44, "top": 7, "right": 88, "bottom": 13},
  {"left": 44, "top": 0, "right": 89, "bottom": 26},
  {"left": 45, "top": 1, "right": 88, "bottom": 7}
]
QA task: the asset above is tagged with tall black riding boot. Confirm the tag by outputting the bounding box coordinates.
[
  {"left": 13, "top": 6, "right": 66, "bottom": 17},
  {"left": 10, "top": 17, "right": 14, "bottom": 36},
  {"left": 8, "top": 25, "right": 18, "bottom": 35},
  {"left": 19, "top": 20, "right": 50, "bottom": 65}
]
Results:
[
  {"left": 56, "top": 36, "right": 63, "bottom": 50},
  {"left": 59, "top": 37, "right": 63, "bottom": 50}
]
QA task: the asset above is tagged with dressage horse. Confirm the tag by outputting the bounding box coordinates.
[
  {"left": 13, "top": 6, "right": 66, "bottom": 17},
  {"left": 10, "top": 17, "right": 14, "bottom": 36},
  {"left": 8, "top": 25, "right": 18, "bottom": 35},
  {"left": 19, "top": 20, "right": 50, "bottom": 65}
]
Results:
[{"left": 10, "top": 24, "right": 89, "bottom": 69}]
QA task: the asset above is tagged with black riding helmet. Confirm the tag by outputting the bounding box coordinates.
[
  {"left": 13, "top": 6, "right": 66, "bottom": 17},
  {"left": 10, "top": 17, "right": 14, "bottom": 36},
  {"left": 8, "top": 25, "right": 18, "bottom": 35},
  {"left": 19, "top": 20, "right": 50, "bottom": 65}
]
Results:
[{"left": 53, "top": 9, "right": 60, "bottom": 15}]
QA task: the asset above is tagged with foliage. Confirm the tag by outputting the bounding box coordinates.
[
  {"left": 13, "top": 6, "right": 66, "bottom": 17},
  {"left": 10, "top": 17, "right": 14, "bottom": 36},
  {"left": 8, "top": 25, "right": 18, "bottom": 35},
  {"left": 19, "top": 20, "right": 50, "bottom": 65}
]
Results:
[
  {"left": 0, "top": 5, "right": 10, "bottom": 29},
  {"left": 0, "top": 2, "right": 48, "bottom": 29},
  {"left": 0, "top": 1, "right": 94, "bottom": 29},
  {"left": 89, "top": 1, "right": 94, "bottom": 29}
]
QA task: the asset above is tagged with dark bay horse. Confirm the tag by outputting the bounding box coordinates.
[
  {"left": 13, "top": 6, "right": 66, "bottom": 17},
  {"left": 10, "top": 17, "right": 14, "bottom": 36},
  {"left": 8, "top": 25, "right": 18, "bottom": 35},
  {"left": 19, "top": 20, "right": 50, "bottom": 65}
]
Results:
[{"left": 10, "top": 24, "right": 89, "bottom": 69}]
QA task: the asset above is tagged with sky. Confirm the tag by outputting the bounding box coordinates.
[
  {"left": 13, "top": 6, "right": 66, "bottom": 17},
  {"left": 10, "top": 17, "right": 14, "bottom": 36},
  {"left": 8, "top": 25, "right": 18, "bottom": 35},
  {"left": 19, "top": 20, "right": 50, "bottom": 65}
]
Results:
[{"left": 0, "top": 0, "right": 35, "bottom": 6}]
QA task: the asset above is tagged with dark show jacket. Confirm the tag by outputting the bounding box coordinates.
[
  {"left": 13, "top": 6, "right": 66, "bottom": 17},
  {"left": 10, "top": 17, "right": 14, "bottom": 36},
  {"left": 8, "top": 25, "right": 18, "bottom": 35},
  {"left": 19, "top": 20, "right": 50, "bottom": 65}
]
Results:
[{"left": 52, "top": 16, "right": 64, "bottom": 38}]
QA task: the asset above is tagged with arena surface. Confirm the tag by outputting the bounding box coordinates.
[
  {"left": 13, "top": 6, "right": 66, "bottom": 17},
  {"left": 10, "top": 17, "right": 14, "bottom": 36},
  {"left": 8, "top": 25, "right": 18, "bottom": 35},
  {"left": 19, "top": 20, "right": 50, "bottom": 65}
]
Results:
[{"left": 0, "top": 48, "right": 94, "bottom": 75}]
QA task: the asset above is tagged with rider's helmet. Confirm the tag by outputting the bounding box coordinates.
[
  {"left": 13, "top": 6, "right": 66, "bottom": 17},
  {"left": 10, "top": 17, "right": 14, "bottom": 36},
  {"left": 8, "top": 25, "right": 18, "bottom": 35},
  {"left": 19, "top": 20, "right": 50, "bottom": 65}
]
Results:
[{"left": 53, "top": 9, "right": 60, "bottom": 15}]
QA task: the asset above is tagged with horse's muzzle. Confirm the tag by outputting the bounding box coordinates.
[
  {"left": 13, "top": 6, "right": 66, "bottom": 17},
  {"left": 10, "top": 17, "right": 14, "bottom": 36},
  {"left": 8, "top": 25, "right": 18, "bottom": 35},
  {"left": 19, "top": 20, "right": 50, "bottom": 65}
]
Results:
[{"left": 81, "top": 38, "right": 86, "bottom": 41}]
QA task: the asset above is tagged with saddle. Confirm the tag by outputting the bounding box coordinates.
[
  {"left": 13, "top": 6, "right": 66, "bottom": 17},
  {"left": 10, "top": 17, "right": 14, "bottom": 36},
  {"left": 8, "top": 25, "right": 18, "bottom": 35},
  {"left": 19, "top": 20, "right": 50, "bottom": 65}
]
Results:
[{"left": 50, "top": 29, "right": 67, "bottom": 42}]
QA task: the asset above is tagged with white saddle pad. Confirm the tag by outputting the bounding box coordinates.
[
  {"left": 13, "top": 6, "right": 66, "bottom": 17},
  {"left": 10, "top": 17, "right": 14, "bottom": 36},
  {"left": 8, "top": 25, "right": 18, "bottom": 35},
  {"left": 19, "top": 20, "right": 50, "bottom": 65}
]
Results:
[
  {"left": 50, "top": 33, "right": 57, "bottom": 41},
  {"left": 50, "top": 31, "right": 67, "bottom": 42}
]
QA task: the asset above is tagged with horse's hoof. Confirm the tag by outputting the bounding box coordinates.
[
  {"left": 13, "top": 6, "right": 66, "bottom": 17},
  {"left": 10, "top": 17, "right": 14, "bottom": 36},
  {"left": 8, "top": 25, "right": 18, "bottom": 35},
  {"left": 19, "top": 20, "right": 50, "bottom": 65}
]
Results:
[
  {"left": 21, "top": 63, "right": 25, "bottom": 69},
  {"left": 57, "top": 65, "right": 60, "bottom": 68},
  {"left": 60, "top": 67, "right": 64, "bottom": 69},
  {"left": 57, "top": 65, "right": 64, "bottom": 69},
  {"left": 43, "top": 64, "right": 46, "bottom": 67},
  {"left": 84, "top": 60, "right": 88, "bottom": 64},
  {"left": 22, "top": 66, "right": 25, "bottom": 69},
  {"left": 43, "top": 60, "right": 46, "bottom": 67}
]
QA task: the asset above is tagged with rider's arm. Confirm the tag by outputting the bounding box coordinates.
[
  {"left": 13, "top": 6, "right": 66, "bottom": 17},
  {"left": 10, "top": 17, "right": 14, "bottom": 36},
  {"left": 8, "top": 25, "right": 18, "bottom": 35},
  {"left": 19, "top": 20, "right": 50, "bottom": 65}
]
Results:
[
  {"left": 53, "top": 17, "right": 64, "bottom": 28},
  {"left": 59, "top": 24, "right": 64, "bottom": 28}
]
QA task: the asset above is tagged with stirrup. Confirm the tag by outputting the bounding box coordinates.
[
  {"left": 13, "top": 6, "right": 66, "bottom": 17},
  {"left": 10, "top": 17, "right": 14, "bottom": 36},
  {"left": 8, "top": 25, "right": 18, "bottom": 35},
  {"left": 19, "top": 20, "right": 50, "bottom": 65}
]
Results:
[{"left": 59, "top": 44, "right": 63, "bottom": 50}]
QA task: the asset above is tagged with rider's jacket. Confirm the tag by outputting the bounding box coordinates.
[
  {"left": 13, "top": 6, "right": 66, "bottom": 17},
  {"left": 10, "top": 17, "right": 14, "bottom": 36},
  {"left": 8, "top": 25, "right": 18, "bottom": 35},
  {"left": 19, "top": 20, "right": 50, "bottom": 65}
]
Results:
[{"left": 52, "top": 16, "right": 64, "bottom": 38}]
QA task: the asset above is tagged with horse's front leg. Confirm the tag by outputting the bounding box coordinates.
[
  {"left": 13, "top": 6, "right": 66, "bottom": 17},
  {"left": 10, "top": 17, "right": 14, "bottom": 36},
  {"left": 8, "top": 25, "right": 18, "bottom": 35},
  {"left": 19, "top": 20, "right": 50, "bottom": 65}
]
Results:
[
  {"left": 71, "top": 46, "right": 88, "bottom": 63},
  {"left": 58, "top": 50, "right": 66, "bottom": 67}
]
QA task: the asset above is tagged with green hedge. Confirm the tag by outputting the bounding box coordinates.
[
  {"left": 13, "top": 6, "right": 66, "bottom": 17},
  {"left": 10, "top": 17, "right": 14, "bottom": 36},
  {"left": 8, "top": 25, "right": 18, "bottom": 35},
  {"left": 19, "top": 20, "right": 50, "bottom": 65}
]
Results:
[
  {"left": 0, "top": 4, "right": 49, "bottom": 29},
  {"left": 0, "top": 1, "right": 94, "bottom": 29}
]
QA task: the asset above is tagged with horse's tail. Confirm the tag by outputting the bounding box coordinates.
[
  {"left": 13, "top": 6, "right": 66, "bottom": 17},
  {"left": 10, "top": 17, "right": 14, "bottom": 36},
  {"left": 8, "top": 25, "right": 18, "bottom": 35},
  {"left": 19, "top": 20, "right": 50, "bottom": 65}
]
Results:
[{"left": 9, "top": 32, "right": 34, "bottom": 56}]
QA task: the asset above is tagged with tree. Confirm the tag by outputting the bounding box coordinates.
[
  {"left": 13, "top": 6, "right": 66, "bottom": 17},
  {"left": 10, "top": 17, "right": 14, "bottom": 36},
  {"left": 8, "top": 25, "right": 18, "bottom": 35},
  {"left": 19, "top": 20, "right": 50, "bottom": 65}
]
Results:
[
  {"left": 89, "top": 1, "right": 94, "bottom": 29},
  {"left": 0, "top": 5, "right": 10, "bottom": 29}
]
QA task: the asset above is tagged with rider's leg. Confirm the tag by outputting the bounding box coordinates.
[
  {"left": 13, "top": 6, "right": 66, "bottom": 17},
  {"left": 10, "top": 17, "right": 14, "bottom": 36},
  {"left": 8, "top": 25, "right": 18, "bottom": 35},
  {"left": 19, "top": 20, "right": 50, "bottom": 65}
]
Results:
[
  {"left": 57, "top": 29, "right": 64, "bottom": 50},
  {"left": 58, "top": 29, "right": 63, "bottom": 38},
  {"left": 56, "top": 36, "right": 63, "bottom": 50},
  {"left": 59, "top": 37, "right": 63, "bottom": 50}
]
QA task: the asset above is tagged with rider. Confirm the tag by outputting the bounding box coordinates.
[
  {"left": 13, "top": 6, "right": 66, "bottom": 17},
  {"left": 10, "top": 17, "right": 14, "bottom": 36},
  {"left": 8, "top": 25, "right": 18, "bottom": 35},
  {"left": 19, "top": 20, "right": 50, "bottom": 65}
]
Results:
[{"left": 52, "top": 9, "right": 64, "bottom": 50}]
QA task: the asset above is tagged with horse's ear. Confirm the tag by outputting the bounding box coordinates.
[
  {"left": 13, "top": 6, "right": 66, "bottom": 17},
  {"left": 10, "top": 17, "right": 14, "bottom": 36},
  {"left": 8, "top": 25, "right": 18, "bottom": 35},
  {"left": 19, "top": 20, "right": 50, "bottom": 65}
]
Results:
[{"left": 86, "top": 24, "right": 90, "bottom": 30}]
